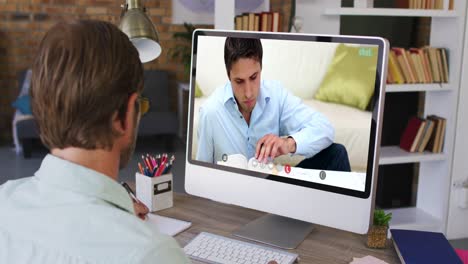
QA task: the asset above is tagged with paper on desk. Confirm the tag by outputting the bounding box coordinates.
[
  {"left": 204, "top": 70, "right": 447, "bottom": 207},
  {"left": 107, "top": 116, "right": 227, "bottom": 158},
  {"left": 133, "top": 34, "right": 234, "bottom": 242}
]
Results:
[
  {"left": 144, "top": 214, "right": 192, "bottom": 237},
  {"left": 350, "top": 255, "right": 389, "bottom": 264}
]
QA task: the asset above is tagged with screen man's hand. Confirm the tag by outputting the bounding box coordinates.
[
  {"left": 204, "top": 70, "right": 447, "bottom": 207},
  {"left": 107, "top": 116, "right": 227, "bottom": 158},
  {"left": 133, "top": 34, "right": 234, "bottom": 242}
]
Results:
[{"left": 255, "top": 134, "right": 296, "bottom": 163}]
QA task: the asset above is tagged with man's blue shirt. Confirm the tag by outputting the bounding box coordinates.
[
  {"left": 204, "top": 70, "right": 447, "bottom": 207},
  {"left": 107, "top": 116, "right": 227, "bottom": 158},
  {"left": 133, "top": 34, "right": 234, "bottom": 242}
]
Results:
[{"left": 196, "top": 80, "right": 335, "bottom": 163}]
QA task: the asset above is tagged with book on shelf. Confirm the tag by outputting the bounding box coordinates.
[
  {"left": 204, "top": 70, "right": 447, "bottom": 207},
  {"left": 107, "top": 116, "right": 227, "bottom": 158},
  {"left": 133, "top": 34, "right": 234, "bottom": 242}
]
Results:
[
  {"left": 260, "top": 12, "right": 271, "bottom": 32},
  {"left": 439, "top": 117, "right": 447, "bottom": 153},
  {"left": 427, "top": 115, "right": 447, "bottom": 153},
  {"left": 272, "top": 12, "right": 280, "bottom": 32},
  {"left": 234, "top": 11, "right": 281, "bottom": 32},
  {"left": 387, "top": 47, "right": 449, "bottom": 85},
  {"left": 254, "top": 14, "right": 260, "bottom": 31},
  {"left": 400, "top": 115, "right": 446, "bottom": 153},
  {"left": 395, "top": 0, "right": 409, "bottom": 8},
  {"left": 390, "top": 229, "right": 462, "bottom": 264},
  {"left": 417, "top": 118, "right": 434, "bottom": 152},
  {"left": 441, "top": 48, "right": 450, "bottom": 82},
  {"left": 405, "top": 0, "right": 454, "bottom": 10},
  {"left": 400, "top": 117, "right": 424, "bottom": 152},
  {"left": 422, "top": 49, "right": 434, "bottom": 82},
  {"left": 248, "top": 13, "right": 255, "bottom": 31},
  {"left": 235, "top": 15, "right": 242, "bottom": 30},
  {"left": 391, "top": 47, "right": 415, "bottom": 83},
  {"left": 426, "top": 0, "right": 433, "bottom": 9},
  {"left": 408, "top": 0, "right": 453, "bottom": 9},
  {"left": 242, "top": 14, "right": 248, "bottom": 31},
  {"left": 427, "top": 47, "right": 441, "bottom": 82},
  {"left": 411, "top": 118, "right": 427, "bottom": 152},
  {"left": 426, "top": 115, "right": 440, "bottom": 152},
  {"left": 406, "top": 49, "right": 420, "bottom": 82},
  {"left": 408, "top": 49, "right": 425, "bottom": 83},
  {"left": 436, "top": 48, "right": 445, "bottom": 82},
  {"left": 421, "top": 48, "right": 434, "bottom": 82}
]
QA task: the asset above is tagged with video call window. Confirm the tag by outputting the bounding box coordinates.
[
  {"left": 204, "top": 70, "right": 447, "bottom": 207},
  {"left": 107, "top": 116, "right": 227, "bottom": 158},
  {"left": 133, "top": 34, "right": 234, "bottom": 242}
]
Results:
[{"left": 190, "top": 35, "right": 379, "bottom": 192}]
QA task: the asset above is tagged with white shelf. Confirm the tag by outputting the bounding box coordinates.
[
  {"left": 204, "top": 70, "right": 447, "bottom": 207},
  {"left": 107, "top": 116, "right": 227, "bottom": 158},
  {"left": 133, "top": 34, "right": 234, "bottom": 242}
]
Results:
[
  {"left": 379, "top": 146, "right": 446, "bottom": 165},
  {"left": 385, "top": 207, "right": 443, "bottom": 237},
  {"left": 297, "top": 0, "right": 467, "bottom": 238},
  {"left": 386, "top": 83, "right": 450, "bottom": 92},
  {"left": 324, "top": 8, "right": 458, "bottom": 17}
]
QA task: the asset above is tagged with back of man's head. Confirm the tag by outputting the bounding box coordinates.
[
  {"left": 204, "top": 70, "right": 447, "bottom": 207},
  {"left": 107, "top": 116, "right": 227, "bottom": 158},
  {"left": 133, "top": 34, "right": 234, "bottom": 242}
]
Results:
[
  {"left": 224, "top": 37, "right": 263, "bottom": 78},
  {"left": 31, "top": 20, "right": 143, "bottom": 151}
]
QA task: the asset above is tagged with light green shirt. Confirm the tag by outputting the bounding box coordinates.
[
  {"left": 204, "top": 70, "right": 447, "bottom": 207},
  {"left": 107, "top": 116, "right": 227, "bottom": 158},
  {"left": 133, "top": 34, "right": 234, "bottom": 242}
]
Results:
[{"left": 0, "top": 154, "right": 190, "bottom": 264}]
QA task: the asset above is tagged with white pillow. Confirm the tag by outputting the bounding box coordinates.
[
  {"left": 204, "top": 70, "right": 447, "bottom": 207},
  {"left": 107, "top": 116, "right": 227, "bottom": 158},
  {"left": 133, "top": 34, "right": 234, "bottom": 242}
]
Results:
[
  {"left": 261, "top": 40, "right": 337, "bottom": 99},
  {"left": 196, "top": 36, "right": 228, "bottom": 96}
]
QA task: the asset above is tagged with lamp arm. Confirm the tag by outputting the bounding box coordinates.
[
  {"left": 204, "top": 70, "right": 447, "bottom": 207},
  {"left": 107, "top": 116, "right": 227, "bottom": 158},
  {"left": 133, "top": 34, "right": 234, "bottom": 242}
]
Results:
[{"left": 127, "top": 0, "right": 142, "bottom": 10}]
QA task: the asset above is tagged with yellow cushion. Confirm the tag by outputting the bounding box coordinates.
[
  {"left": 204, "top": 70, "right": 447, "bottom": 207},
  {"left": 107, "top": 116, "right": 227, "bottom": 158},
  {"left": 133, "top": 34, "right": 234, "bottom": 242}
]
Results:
[
  {"left": 195, "top": 82, "right": 203, "bottom": 98},
  {"left": 314, "top": 44, "right": 378, "bottom": 110}
]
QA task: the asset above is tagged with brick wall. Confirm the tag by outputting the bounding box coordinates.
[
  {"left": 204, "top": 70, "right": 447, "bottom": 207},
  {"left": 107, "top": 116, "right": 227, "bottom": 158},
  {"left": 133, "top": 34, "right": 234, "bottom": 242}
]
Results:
[{"left": 0, "top": 0, "right": 291, "bottom": 144}]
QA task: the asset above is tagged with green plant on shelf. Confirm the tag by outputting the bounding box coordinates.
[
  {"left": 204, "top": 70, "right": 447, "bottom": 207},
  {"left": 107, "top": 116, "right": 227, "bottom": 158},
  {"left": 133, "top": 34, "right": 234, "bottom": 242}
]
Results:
[
  {"left": 373, "top": 209, "right": 392, "bottom": 227},
  {"left": 169, "top": 22, "right": 197, "bottom": 82},
  {"left": 367, "top": 209, "right": 392, "bottom": 249}
]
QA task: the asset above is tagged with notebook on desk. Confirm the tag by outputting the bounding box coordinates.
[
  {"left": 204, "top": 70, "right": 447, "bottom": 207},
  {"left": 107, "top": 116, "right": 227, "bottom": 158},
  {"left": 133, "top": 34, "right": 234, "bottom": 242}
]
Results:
[
  {"left": 391, "top": 229, "right": 462, "bottom": 264},
  {"left": 145, "top": 214, "right": 192, "bottom": 237}
]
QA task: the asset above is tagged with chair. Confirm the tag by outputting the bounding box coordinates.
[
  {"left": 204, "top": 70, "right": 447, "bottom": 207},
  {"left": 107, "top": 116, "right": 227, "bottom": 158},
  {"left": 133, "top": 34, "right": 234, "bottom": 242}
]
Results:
[
  {"left": 138, "top": 70, "right": 179, "bottom": 149},
  {"left": 15, "top": 69, "right": 178, "bottom": 158},
  {"left": 13, "top": 70, "right": 39, "bottom": 158}
]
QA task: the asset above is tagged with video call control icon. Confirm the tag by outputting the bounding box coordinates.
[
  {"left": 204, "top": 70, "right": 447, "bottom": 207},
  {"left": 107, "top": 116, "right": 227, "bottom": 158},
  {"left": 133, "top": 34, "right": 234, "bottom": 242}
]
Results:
[
  {"left": 252, "top": 159, "right": 258, "bottom": 167},
  {"left": 319, "top": 171, "right": 326, "bottom": 180},
  {"left": 267, "top": 162, "right": 274, "bottom": 170}
]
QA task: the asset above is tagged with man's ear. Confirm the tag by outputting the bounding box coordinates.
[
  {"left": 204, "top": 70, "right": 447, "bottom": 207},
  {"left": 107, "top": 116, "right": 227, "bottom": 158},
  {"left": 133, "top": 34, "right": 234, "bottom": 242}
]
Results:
[{"left": 113, "top": 92, "right": 138, "bottom": 136}]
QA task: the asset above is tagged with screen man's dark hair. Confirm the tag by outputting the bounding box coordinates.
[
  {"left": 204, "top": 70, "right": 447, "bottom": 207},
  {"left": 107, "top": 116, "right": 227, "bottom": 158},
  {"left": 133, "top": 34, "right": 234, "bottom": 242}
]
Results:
[{"left": 224, "top": 37, "right": 263, "bottom": 78}]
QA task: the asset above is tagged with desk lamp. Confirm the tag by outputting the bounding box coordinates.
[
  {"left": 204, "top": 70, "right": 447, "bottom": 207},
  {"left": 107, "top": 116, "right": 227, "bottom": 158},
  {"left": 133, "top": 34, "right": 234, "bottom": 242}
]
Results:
[{"left": 119, "top": 0, "right": 162, "bottom": 63}]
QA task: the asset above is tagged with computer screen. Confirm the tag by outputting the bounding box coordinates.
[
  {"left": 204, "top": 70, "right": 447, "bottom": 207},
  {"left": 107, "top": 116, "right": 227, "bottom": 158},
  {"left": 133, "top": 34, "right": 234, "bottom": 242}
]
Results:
[{"left": 185, "top": 30, "right": 387, "bottom": 235}]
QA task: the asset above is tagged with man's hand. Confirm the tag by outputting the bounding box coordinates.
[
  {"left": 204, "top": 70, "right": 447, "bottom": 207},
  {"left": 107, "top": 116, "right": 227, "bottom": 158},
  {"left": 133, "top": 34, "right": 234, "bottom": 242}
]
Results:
[
  {"left": 255, "top": 134, "right": 296, "bottom": 163},
  {"left": 132, "top": 199, "right": 149, "bottom": 220}
]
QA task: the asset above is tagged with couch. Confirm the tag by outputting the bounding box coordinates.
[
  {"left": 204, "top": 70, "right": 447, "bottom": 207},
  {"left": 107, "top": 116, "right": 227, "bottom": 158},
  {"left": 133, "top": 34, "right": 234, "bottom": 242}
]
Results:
[{"left": 14, "top": 70, "right": 178, "bottom": 158}]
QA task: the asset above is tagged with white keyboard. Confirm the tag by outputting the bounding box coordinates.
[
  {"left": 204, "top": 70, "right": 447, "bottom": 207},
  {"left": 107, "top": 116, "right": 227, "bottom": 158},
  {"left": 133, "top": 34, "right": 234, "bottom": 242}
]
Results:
[{"left": 183, "top": 232, "right": 298, "bottom": 264}]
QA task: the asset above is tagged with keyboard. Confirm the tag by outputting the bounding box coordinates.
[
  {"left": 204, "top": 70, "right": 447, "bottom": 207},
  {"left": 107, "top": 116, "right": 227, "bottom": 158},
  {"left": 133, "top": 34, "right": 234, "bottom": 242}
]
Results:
[{"left": 183, "top": 232, "right": 298, "bottom": 264}]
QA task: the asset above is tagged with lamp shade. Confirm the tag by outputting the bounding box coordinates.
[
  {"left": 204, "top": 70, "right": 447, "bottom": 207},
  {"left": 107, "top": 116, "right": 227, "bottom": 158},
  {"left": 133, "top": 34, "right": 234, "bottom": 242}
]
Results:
[{"left": 119, "top": 5, "right": 161, "bottom": 63}]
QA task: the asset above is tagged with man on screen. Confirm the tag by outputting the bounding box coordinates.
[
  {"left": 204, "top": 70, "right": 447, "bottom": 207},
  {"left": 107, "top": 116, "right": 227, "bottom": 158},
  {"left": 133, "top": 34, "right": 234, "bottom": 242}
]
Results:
[{"left": 196, "top": 37, "right": 351, "bottom": 172}]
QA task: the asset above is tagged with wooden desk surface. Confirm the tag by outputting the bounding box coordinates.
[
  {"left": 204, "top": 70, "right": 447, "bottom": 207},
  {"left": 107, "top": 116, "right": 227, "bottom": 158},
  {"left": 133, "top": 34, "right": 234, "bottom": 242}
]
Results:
[{"left": 157, "top": 193, "right": 400, "bottom": 264}]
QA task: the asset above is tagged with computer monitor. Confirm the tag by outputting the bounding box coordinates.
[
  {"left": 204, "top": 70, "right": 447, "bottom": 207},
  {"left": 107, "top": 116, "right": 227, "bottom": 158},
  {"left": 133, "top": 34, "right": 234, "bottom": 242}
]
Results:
[{"left": 185, "top": 30, "right": 388, "bottom": 249}]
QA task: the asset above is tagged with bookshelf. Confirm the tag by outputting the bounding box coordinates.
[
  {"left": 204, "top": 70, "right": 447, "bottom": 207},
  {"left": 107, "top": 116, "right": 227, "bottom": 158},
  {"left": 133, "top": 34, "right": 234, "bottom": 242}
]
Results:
[
  {"left": 379, "top": 146, "right": 446, "bottom": 165},
  {"left": 324, "top": 8, "right": 458, "bottom": 17},
  {"left": 384, "top": 207, "right": 442, "bottom": 232},
  {"left": 296, "top": 0, "right": 466, "bottom": 238},
  {"left": 386, "top": 83, "right": 450, "bottom": 92},
  {"left": 213, "top": 0, "right": 270, "bottom": 30}
]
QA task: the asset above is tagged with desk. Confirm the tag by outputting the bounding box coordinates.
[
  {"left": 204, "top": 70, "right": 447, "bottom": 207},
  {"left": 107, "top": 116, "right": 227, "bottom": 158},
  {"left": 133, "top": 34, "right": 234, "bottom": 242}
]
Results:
[{"left": 157, "top": 193, "right": 400, "bottom": 264}]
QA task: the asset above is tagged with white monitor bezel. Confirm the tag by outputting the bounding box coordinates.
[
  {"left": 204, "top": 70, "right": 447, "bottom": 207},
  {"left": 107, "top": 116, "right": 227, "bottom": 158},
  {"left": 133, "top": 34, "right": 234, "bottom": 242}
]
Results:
[{"left": 185, "top": 30, "right": 388, "bottom": 234}]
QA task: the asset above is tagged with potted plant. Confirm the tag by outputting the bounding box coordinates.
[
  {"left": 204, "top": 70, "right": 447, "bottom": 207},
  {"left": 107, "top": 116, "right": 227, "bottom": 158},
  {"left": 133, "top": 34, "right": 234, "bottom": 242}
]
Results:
[
  {"left": 367, "top": 209, "right": 392, "bottom": 249},
  {"left": 169, "top": 22, "right": 197, "bottom": 82}
]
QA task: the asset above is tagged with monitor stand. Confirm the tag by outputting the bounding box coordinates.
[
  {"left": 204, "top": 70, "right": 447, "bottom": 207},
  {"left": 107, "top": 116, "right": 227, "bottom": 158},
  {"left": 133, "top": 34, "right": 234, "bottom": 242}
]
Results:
[{"left": 232, "top": 214, "right": 314, "bottom": 249}]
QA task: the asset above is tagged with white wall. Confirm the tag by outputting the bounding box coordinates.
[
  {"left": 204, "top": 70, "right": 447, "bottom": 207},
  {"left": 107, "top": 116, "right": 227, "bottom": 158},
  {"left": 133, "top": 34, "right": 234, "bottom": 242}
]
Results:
[
  {"left": 447, "top": 7, "right": 468, "bottom": 239},
  {"left": 195, "top": 35, "right": 338, "bottom": 98}
]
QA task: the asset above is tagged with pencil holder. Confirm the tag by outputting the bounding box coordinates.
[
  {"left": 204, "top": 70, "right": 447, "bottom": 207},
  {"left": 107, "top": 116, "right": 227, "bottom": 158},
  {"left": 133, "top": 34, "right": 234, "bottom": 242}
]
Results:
[{"left": 135, "top": 172, "right": 173, "bottom": 212}]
